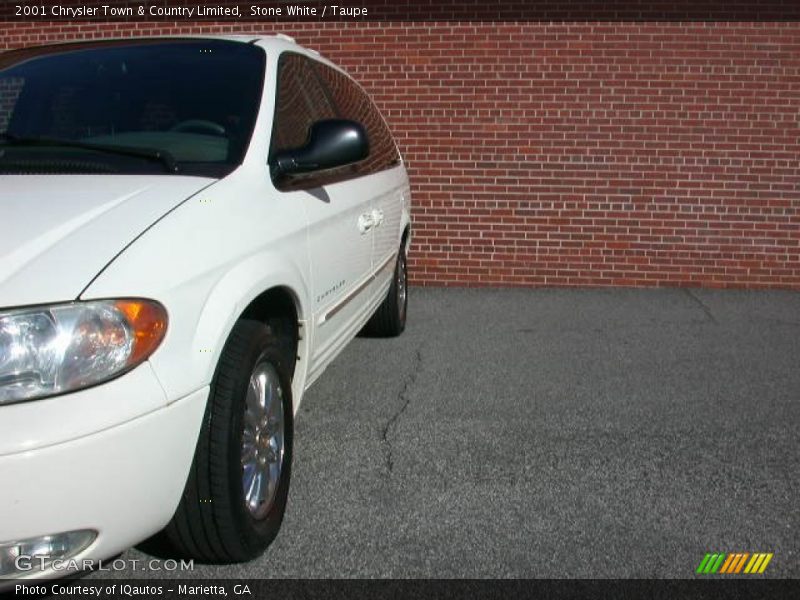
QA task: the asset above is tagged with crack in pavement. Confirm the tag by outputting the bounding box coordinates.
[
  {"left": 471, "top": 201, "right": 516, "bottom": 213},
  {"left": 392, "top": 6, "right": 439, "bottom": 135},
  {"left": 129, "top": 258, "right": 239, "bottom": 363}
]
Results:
[
  {"left": 380, "top": 347, "right": 423, "bottom": 475},
  {"left": 683, "top": 288, "right": 719, "bottom": 324}
]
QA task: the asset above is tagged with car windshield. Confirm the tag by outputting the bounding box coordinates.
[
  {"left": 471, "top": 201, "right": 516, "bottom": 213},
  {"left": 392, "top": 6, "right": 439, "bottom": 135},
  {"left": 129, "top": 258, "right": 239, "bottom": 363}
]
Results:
[{"left": 0, "top": 39, "right": 265, "bottom": 177}]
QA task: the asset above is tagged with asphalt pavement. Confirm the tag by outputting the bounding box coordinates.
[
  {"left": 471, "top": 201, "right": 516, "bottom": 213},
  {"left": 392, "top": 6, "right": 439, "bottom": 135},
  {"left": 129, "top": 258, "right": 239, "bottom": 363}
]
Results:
[{"left": 92, "top": 287, "right": 800, "bottom": 578}]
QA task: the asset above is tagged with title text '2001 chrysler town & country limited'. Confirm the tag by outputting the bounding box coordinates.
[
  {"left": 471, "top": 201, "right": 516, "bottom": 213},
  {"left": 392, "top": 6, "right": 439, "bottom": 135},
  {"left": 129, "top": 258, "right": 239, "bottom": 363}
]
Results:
[{"left": 0, "top": 35, "right": 411, "bottom": 580}]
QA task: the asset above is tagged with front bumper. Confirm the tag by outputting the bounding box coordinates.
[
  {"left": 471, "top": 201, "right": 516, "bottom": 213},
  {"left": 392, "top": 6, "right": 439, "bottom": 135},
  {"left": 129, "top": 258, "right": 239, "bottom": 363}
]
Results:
[{"left": 0, "top": 378, "right": 208, "bottom": 581}]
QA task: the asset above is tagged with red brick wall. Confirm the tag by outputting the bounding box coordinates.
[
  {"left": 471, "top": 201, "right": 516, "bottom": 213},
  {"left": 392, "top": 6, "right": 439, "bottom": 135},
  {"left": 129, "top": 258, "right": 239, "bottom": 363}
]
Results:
[{"left": 1, "top": 21, "right": 799, "bottom": 289}]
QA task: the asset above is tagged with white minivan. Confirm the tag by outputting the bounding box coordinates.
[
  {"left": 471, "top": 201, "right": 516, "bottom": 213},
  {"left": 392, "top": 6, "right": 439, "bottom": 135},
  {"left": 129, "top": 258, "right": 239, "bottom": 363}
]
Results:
[{"left": 0, "top": 35, "right": 411, "bottom": 580}]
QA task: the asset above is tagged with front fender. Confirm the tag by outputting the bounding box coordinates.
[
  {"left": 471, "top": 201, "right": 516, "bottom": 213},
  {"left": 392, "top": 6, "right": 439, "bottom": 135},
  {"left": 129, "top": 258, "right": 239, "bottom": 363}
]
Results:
[
  {"left": 81, "top": 169, "right": 312, "bottom": 404},
  {"left": 188, "top": 252, "right": 310, "bottom": 406},
  {"left": 84, "top": 250, "right": 310, "bottom": 406}
]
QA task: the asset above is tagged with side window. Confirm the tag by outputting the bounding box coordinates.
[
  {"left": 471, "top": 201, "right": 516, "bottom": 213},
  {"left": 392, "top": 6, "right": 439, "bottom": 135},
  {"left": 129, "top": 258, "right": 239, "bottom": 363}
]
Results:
[
  {"left": 270, "top": 53, "right": 337, "bottom": 170},
  {"left": 0, "top": 77, "right": 24, "bottom": 133},
  {"left": 313, "top": 62, "right": 400, "bottom": 178},
  {"left": 269, "top": 52, "right": 401, "bottom": 190}
]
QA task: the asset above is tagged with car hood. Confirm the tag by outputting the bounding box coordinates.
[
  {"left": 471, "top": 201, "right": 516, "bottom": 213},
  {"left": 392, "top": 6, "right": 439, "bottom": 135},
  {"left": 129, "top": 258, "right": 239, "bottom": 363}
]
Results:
[{"left": 0, "top": 175, "right": 215, "bottom": 308}]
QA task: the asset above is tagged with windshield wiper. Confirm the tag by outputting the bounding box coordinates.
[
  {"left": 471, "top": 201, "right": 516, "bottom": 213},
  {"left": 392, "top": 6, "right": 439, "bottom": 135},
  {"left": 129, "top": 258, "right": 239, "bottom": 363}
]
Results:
[{"left": 0, "top": 132, "right": 179, "bottom": 173}]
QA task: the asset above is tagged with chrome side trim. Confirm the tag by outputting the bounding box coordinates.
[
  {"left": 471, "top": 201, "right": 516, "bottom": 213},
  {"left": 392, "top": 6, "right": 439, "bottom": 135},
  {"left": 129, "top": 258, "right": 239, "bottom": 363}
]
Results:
[{"left": 320, "top": 252, "right": 396, "bottom": 324}]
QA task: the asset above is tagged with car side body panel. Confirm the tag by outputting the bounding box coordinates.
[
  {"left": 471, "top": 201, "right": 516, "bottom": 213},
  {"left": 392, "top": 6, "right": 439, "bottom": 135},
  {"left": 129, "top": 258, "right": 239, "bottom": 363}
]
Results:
[{"left": 80, "top": 167, "right": 313, "bottom": 410}]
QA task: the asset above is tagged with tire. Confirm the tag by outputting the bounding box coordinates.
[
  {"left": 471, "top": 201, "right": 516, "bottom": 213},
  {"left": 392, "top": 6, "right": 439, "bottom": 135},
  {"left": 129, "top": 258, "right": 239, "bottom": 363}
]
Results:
[
  {"left": 163, "top": 319, "right": 293, "bottom": 563},
  {"left": 364, "top": 247, "right": 407, "bottom": 337}
]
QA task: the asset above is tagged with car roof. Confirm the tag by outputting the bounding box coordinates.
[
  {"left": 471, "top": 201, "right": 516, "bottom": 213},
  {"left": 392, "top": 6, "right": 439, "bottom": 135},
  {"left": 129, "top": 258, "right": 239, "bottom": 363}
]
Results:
[
  {"left": 177, "top": 33, "right": 340, "bottom": 72},
  {"left": 13, "top": 34, "right": 314, "bottom": 54},
  {"left": 6, "top": 33, "right": 337, "bottom": 72}
]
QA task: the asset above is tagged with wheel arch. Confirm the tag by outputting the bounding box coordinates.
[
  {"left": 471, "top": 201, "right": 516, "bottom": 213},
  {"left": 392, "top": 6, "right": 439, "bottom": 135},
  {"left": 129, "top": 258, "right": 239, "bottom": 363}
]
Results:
[
  {"left": 401, "top": 222, "right": 411, "bottom": 255},
  {"left": 398, "top": 182, "right": 412, "bottom": 256},
  {"left": 183, "top": 253, "right": 311, "bottom": 412},
  {"left": 239, "top": 285, "right": 301, "bottom": 379}
]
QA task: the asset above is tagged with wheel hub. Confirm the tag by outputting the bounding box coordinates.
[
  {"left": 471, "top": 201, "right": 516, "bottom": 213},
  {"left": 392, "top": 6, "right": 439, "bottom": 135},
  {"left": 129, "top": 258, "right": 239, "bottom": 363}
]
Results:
[{"left": 241, "top": 361, "right": 285, "bottom": 519}]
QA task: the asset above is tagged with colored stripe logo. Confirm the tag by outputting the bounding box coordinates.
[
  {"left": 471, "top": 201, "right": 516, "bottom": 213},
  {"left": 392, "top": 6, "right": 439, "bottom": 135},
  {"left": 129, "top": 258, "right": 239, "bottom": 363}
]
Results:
[{"left": 696, "top": 552, "right": 773, "bottom": 574}]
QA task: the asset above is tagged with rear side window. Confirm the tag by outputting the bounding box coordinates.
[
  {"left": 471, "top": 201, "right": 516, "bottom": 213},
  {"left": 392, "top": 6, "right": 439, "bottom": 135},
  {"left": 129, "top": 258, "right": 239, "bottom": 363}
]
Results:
[{"left": 269, "top": 52, "right": 400, "bottom": 190}]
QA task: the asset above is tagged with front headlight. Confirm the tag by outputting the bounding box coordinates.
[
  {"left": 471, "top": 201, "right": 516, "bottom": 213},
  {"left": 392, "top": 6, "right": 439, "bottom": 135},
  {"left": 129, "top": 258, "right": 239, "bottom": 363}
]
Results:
[{"left": 0, "top": 299, "right": 167, "bottom": 405}]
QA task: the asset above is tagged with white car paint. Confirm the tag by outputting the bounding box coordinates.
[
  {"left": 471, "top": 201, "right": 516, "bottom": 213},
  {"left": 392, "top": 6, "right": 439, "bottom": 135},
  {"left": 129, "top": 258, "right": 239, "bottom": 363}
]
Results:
[
  {"left": 0, "top": 386, "right": 208, "bottom": 575},
  {"left": 0, "top": 175, "right": 214, "bottom": 307},
  {"left": 0, "top": 35, "right": 411, "bottom": 581}
]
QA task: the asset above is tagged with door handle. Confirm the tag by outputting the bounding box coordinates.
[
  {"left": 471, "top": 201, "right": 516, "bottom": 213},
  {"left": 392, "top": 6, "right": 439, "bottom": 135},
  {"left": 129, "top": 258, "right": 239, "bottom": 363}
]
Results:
[{"left": 357, "top": 213, "right": 374, "bottom": 234}]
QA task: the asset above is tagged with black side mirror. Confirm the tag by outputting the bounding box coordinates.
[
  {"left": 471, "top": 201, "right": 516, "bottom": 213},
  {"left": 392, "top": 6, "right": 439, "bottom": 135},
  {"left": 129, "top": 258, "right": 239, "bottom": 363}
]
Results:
[{"left": 271, "top": 119, "right": 369, "bottom": 178}]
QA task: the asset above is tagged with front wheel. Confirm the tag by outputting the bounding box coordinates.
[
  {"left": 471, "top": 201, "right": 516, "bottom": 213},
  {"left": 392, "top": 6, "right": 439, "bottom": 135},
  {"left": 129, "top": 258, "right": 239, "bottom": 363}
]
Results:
[
  {"left": 163, "top": 319, "right": 293, "bottom": 562},
  {"left": 364, "top": 248, "right": 407, "bottom": 337}
]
